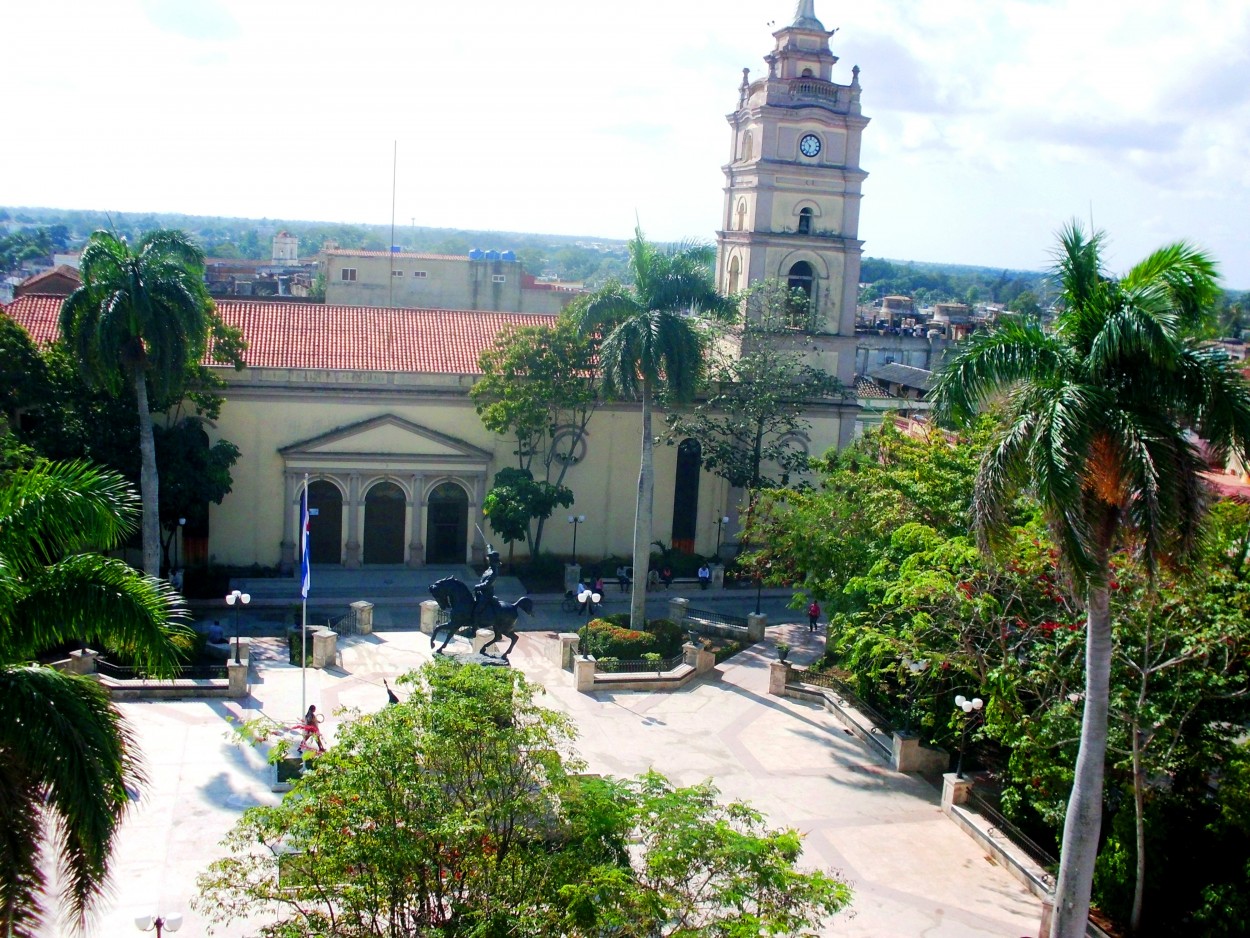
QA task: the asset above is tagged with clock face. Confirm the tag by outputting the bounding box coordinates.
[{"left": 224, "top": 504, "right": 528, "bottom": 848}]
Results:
[{"left": 799, "top": 133, "right": 822, "bottom": 157}]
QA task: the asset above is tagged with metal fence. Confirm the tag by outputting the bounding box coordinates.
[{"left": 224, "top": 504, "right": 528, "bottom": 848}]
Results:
[
  {"left": 685, "top": 607, "right": 748, "bottom": 628},
  {"left": 96, "top": 659, "right": 229, "bottom": 681},
  {"left": 595, "top": 653, "right": 686, "bottom": 674},
  {"left": 965, "top": 788, "right": 1059, "bottom": 886},
  {"left": 328, "top": 606, "right": 360, "bottom": 637}
]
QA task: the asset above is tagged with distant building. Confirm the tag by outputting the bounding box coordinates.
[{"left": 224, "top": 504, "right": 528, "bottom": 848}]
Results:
[
  {"left": 14, "top": 264, "right": 79, "bottom": 298},
  {"left": 323, "top": 249, "right": 578, "bottom": 314}
]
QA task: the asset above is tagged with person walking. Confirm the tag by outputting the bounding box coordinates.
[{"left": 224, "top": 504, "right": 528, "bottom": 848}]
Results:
[
  {"left": 808, "top": 600, "right": 822, "bottom": 633},
  {"left": 300, "top": 704, "right": 325, "bottom": 753}
]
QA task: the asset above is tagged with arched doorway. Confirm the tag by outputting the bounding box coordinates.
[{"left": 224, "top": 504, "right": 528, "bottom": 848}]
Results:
[
  {"left": 363, "top": 480, "right": 406, "bottom": 565},
  {"left": 426, "top": 482, "right": 468, "bottom": 564},
  {"left": 671, "top": 438, "right": 701, "bottom": 555},
  {"left": 307, "top": 480, "right": 343, "bottom": 565}
]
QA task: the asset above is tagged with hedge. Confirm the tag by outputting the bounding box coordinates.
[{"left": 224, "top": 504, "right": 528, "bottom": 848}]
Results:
[{"left": 578, "top": 617, "right": 685, "bottom": 659}]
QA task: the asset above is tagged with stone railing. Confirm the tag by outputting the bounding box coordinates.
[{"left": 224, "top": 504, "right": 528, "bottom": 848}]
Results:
[
  {"left": 69, "top": 646, "right": 250, "bottom": 700},
  {"left": 572, "top": 641, "right": 714, "bottom": 693}
]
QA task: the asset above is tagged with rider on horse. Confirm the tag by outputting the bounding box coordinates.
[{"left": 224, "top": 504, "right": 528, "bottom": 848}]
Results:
[{"left": 472, "top": 546, "right": 502, "bottom": 625}]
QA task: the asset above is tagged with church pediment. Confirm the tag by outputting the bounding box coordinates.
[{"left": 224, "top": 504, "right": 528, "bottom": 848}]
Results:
[{"left": 279, "top": 414, "right": 491, "bottom": 462}]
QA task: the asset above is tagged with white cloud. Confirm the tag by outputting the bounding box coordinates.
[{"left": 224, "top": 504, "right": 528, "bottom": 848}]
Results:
[{"left": 4, "top": 0, "right": 1248, "bottom": 284}]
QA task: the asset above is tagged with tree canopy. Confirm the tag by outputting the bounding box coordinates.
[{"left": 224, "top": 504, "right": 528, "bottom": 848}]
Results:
[{"left": 196, "top": 659, "right": 850, "bottom": 936}]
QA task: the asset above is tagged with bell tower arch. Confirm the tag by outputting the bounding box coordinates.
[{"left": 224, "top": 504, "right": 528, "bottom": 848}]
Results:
[{"left": 715, "top": 0, "right": 868, "bottom": 385}]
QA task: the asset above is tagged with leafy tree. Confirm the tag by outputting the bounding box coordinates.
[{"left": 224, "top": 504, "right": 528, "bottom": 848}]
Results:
[
  {"left": 573, "top": 228, "right": 732, "bottom": 627},
  {"left": 472, "top": 317, "right": 600, "bottom": 555},
  {"left": 931, "top": 221, "right": 1250, "bottom": 938},
  {"left": 153, "top": 419, "right": 240, "bottom": 571},
  {"left": 59, "top": 229, "right": 216, "bottom": 575},
  {"left": 1007, "top": 290, "right": 1042, "bottom": 320},
  {"left": 0, "top": 460, "right": 188, "bottom": 936},
  {"left": 196, "top": 659, "right": 849, "bottom": 936},
  {"left": 666, "top": 280, "right": 845, "bottom": 508}
]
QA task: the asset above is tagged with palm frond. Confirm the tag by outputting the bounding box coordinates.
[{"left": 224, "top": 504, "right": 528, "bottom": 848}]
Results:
[
  {"left": 1172, "top": 343, "right": 1250, "bottom": 464},
  {"left": 0, "top": 460, "right": 139, "bottom": 575},
  {"left": 931, "top": 319, "right": 1072, "bottom": 424},
  {"left": 0, "top": 666, "right": 142, "bottom": 927},
  {"left": 1122, "top": 240, "right": 1220, "bottom": 330},
  {"left": 4, "top": 554, "right": 189, "bottom": 672},
  {"left": 0, "top": 765, "right": 47, "bottom": 937}
]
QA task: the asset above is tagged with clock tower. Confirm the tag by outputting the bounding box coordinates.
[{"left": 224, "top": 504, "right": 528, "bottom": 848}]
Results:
[{"left": 716, "top": 0, "right": 868, "bottom": 386}]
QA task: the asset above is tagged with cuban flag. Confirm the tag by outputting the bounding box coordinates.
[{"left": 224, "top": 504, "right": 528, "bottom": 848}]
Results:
[{"left": 300, "top": 481, "right": 311, "bottom": 599}]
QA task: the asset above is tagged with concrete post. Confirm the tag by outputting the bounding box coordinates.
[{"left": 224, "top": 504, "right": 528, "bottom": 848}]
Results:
[
  {"left": 941, "top": 773, "right": 973, "bottom": 812},
  {"left": 557, "top": 632, "right": 581, "bottom": 669},
  {"left": 668, "top": 596, "right": 689, "bottom": 625},
  {"left": 694, "top": 643, "right": 716, "bottom": 674},
  {"left": 471, "top": 628, "right": 496, "bottom": 654},
  {"left": 230, "top": 637, "right": 251, "bottom": 664},
  {"left": 68, "top": 648, "right": 100, "bottom": 675},
  {"left": 351, "top": 600, "right": 374, "bottom": 635},
  {"left": 227, "top": 660, "right": 249, "bottom": 698},
  {"left": 1037, "top": 897, "right": 1054, "bottom": 938},
  {"left": 711, "top": 563, "right": 725, "bottom": 588},
  {"left": 746, "top": 613, "right": 767, "bottom": 642},
  {"left": 768, "top": 660, "right": 790, "bottom": 696},
  {"left": 682, "top": 641, "right": 699, "bottom": 668},
  {"left": 892, "top": 732, "right": 948, "bottom": 775},
  {"left": 573, "top": 655, "right": 597, "bottom": 693},
  {"left": 564, "top": 563, "right": 581, "bottom": 596},
  {"left": 420, "top": 600, "right": 441, "bottom": 635},
  {"left": 311, "top": 628, "right": 338, "bottom": 669}
]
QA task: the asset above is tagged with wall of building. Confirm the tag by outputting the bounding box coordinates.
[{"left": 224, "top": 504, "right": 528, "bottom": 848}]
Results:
[
  {"left": 204, "top": 367, "right": 851, "bottom": 569},
  {"left": 324, "top": 253, "right": 571, "bottom": 315}
]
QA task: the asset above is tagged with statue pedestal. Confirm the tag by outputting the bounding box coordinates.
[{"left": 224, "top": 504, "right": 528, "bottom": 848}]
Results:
[{"left": 443, "top": 650, "right": 510, "bottom": 668}]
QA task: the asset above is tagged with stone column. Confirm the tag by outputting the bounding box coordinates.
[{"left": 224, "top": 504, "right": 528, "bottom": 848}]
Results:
[
  {"left": 746, "top": 612, "right": 767, "bottom": 642},
  {"left": 694, "top": 643, "right": 716, "bottom": 674},
  {"left": 556, "top": 632, "right": 581, "bottom": 669},
  {"left": 311, "top": 628, "right": 338, "bottom": 668},
  {"left": 564, "top": 563, "right": 582, "bottom": 596},
  {"left": 711, "top": 563, "right": 725, "bottom": 589},
  {"left": 941, "top": 773, "right": 973, "bottom": 812},
  {"left": 668, "top": 596, "right": 689, "bottom": 626},
  {"left": 345, "top": 473, "right": 362, "bottom": 568},
  {"left": 420, "top": 600, "right": 441, "bottom": 635},
  {"left": 351, "top": 601, "right": 374, "bottom": 635},
  {"left": 768, "top": 660, "right": 790, "bottom": 696},
  {"left": 68, "top": 648, "right": 99, "bottom": 675},
  {"left": 227, "top": 660, "right": 249, "bottom": 698},
  {"left": 279, "top": 471, "right": 296, "bottom": 574},
  {"left": 573, "top": 656, "right": 597, "bottom": 693},
  {"left": 470, "top": 629, "right": 497, "bottom": 654},
  {"left": 470, "top": 473, "right": 486, "bottom": 566},
  {"left": 408, "top": 473, "right": 425, "bottom": 567}
]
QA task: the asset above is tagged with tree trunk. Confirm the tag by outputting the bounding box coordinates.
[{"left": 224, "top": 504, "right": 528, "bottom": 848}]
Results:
[
  {"left": 1050, "top": 577, "right": 1112, "bottom": 938},
  {"left": 629, "top": 383, "right": 654, "bottom": 628},
  {"left": 133, "top": 369, "right": 161, "bottom": 577},
  {"left": 1131, "top": 714, "right": 1146, "bottom": 933}
]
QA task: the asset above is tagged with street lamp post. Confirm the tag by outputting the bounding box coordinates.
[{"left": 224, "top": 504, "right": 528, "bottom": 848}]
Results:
[
  {"left": 714, "top": 515, "right": 730, "bottom": 560},
  {"left": 225, "top": 589, "right": 251, "bottom": 665},
  {"left": 576, "top": 586, "right": 602, "bottom": 620},
  {"left": 567, "top": 514, "right": 585, "bottom": 564},
  {"left": 953, "top": 694, "right": 984, "bottom": 779},
  {"left": 135, "top": 913, "right": 182, "bottom": 938}
]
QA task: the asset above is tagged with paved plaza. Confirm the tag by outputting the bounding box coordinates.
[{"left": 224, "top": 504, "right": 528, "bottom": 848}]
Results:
[{"left": 41, "top": 611, "right": 1042, "bottom": 937}]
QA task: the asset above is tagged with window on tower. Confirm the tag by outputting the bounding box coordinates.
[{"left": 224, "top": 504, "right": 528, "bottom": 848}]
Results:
[
  {"left": 735, "top": 200, "right": 747, "bottom": 231},
  {"left": 727, "top": 256, "right": 741, "bottom": 295},
  {"left": 798, "top": 207, "right": 813, "bottom": 235}
]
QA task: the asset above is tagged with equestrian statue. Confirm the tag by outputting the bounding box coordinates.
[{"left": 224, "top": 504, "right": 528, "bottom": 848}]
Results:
[{"left": 428, "top": 546, "right": 533, "bottom": 659}]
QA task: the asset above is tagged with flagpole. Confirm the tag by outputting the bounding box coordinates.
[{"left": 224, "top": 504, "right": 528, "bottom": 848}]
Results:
[{"left": 300, "top": 473, "right": 310, "bottom": 719}]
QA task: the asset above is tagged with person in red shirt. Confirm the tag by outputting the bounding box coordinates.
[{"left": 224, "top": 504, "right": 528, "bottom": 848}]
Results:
[{"left": 808, "top": 600, "right": 822, "bottom": 633}]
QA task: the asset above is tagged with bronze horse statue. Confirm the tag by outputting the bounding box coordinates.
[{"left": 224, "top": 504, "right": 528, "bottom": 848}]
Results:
[{"left": 428, "top": 576, "right": 533, "bottom": 659}]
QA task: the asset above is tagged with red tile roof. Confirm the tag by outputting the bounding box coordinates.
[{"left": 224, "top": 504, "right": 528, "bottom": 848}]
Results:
[{"left": 2, "top": 295, "right": 556, "bottom": 375}]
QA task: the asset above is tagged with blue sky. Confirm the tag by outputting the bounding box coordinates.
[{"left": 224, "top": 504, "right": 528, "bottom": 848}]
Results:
[{"left": 6, "top": 0, "right": 1249, "bottom": 286}]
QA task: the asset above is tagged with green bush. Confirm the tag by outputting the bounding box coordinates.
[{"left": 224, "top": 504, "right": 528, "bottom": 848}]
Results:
[
  {"left": 597, "top": 656, "right": 620, "bottom": 673},
  {"left": 600, "top": 612, "right": 632, "bottom": 630},
  {"left": 642, "top": 618, "right": 684, "bottom": 657},
  {"left": 714, "top": 641, "right": 742, "bottom": 663}
]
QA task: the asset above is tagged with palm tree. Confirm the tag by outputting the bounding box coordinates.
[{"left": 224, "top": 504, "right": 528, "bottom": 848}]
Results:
[
  {"left": 59, "top": 229, "right": 213, "bottom": 576},
  {"left": 0, "top": 460, "right": 188, "bottom": 936},
  {"left": 932, "top": 222, "right": 1250, "bottom": 938},
  {"left": 573, "top": 227, "right": 732, "bottom": 627}
]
